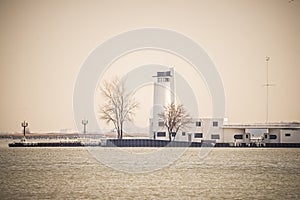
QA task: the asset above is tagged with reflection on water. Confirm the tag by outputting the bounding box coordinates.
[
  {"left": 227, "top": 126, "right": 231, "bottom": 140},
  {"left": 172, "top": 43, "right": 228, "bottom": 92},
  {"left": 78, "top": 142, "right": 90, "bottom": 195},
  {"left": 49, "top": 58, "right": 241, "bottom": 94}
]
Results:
[{"left": 0, "top": 145, "right": 299, "bottom": 199}]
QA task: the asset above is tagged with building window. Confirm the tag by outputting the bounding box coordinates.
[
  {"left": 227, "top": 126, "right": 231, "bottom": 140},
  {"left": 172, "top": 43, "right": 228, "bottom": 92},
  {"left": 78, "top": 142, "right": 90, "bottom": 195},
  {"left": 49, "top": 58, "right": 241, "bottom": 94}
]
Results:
[
  {"left": 270, "top": 135, "right": 277, "bottom": 140},
  {"left": 265, "top": 134, "right": 268, "bottom": 139},
  {"left": 246, "top": 134, "right": 249, "bottom": 139},
  {"left": 182, "top": 132, "right": 186, "bottom": 136},
  {"left": 213, "top": 121, "right": 218, "bottom": 127},
  {"left": 158, "top": 121, "right": 164, "bottom": 127},
  {"left": 211, "top": 134, "right": 220, "bottom": 139},
  {"left": 194, "top": 133, "right": 203, "bottom": 138},
  {"left": 164, "top": 78, "right": 170, "bottom": 82},
  {"left": 285, "top": 133, "right": 291, "bottom": 137},
  {"left": 157, "top": 132, "right": 166, "bottom": 137},
  {"left": 234, "top": 134, "right": 243, "bottom": 140},
  {"left": 196, "top": 121, "right": 201, "bottom": 127}
]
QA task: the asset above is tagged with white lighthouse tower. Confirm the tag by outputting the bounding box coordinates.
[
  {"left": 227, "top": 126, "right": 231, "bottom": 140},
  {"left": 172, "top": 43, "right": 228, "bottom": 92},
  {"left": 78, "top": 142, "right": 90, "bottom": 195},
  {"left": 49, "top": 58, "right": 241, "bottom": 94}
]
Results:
[{"left": 150, "top": 68, "right": 175, "bottom": 139}]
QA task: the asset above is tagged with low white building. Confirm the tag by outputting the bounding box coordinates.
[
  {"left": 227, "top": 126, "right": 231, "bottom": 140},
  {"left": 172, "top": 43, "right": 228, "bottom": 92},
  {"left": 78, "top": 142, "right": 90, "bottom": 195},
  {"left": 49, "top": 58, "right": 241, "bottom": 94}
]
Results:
[
  {"left": 150, "top": 118, "right": 223, "bottom": 142},
  {"left": 222, "top": 123, "right": 300, "bottom": 146},
  {"left": 150, "top": 118, "right": 300, "bottom": 146}
]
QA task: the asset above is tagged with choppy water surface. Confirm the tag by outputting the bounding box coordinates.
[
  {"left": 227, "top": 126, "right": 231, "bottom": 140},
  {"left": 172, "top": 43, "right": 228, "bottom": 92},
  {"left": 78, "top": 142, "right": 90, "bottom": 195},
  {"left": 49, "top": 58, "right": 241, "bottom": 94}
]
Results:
[{"left": 0, "top": 144, "right": 299, "bottom": 199}]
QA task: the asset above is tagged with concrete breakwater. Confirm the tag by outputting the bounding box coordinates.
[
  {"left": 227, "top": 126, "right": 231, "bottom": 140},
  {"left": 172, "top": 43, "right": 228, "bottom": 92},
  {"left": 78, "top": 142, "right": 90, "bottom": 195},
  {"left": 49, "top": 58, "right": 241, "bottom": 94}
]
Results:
[
  {"left": 7, "top": 139, "right": 300, "bottom": 147},
  {"left": 8, "top": 139, "right": 208, "bottom": 147}
]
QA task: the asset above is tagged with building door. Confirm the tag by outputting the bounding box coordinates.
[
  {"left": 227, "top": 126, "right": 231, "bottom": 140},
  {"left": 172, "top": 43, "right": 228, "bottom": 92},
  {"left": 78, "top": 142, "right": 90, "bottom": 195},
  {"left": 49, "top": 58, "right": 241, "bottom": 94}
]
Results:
[{"left": 188, "top": 134, "right": 192, "bottom": 142}]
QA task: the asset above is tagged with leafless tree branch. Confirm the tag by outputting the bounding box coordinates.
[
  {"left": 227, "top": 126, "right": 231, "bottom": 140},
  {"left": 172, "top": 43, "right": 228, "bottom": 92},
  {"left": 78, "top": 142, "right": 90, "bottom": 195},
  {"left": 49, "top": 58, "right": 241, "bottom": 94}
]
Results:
[{"left": 158, "top": 102, "right": 192, "bottom": 141}]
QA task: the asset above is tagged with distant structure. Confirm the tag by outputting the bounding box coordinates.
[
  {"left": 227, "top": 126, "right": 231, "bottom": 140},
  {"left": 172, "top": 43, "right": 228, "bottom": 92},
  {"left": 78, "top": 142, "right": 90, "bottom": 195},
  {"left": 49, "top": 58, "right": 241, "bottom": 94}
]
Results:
[
  {"left": 149, "top": 68, "right": 300, "bottom": 146},
  {"left": 21, "top": 120, "right": 28, "bottom": 138},
  {"left": 82, "top": 119, "right": 88, "bottom": 135}
]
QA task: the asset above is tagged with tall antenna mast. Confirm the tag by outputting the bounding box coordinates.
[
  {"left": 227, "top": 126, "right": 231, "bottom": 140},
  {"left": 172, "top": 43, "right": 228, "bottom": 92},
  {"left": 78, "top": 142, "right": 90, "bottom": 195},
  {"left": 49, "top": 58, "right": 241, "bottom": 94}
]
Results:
[{"left": 263, "top": 56, "right": 275, "bottom": 123}]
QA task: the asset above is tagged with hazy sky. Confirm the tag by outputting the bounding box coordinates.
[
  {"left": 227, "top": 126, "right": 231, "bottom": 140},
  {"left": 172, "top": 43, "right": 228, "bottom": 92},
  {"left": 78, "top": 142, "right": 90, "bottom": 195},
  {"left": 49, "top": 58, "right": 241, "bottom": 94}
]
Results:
[{"left": 0, "top": 0, "right": 299, "bottom": 133}]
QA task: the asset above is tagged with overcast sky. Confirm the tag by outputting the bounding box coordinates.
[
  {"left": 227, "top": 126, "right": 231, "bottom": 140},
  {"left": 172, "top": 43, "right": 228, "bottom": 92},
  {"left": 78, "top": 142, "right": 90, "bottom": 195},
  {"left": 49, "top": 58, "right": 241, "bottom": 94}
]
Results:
[{"left": 0, "top": 0, "right": 299, "bottom": 133}]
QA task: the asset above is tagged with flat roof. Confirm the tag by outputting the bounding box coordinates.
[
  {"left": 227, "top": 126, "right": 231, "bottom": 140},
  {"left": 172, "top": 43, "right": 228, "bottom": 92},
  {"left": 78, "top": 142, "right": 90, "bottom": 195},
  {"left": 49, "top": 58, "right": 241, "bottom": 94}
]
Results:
[{"left": 223, "top": 122, "right": 300, "bottom": 129}]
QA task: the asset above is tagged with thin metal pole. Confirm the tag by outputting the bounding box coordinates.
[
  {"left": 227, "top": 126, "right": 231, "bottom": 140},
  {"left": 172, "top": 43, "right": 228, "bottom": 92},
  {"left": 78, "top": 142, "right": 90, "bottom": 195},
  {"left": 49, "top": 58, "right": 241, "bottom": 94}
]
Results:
[
  {"left": 21, "top": 120, "right": 28, "bottom": 138},
  {"left": 23, "top": 124, "right": 26, "bottom": 137},
  {"left": 82, "top": 119, "right": 88, "bottom": 139},
  {"left": 263, "top": 56, "right": 275, "bottom": 124},
  {"left": 265, "top": 56, "right": 271, "bottom": 123},
  {"left": 267, "top": 58, "right": 269, "bottom": 123}
]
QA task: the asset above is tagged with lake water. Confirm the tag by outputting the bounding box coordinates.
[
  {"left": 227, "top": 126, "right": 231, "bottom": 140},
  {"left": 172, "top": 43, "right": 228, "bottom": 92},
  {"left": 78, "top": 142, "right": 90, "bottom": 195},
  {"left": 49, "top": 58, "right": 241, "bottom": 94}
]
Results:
[{"left": 0, "top": 142, "right": 299, "bottom": 199}]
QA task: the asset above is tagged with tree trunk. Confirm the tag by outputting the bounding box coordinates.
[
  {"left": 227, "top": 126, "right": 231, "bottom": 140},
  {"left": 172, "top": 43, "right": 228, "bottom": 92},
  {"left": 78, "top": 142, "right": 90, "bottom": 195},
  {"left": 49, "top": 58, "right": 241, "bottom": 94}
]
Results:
[
  {"left": 117, "top": 128, "right": 121, "bottom": 139},
  {"left": 119, "top": 123, "right": 123, "bottom": 139}
]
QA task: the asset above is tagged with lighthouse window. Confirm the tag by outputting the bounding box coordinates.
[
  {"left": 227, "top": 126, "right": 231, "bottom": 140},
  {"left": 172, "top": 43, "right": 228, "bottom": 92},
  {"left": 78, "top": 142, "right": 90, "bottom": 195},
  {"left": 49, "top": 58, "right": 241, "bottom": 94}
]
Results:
[
  {"left": 213, "top": 121, "right": 218, "bottom": 127},
  {"left": 158, "top": 77, "right": 170, "bottom": 82},
  {"left": 157, "top": 72, "right": 164, "bottom": 76},
  {"left": 158, "top": 121, "right": 164, "bottom": 127},
  {"left": 157, "top": 132, "right": 166, "bottom": 137},
  {"left": 194, "top": 133, "right": 203, "bottom": 138}
]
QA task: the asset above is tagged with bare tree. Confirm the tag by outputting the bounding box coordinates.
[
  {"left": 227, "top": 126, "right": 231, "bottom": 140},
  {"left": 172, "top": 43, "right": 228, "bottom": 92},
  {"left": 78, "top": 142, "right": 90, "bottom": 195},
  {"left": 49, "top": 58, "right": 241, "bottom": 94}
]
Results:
[
  {"left": 158, "top": 102, "right": 192, "bottom": 141},
  {"left": 99, "top": 77, "right": 139, "bottom": 139}
]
